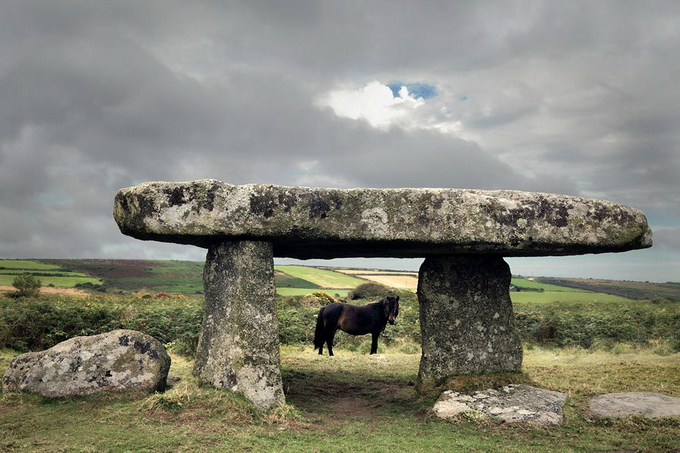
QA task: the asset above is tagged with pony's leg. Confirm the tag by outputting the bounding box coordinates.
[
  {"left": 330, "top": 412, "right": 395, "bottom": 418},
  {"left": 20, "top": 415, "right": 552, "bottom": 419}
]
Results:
[
  {"left": 370, "top": 332, "right": 379, "bottom": 354},
  {"left": 326, "top": 328, "right": 337, "bottom": 356}
]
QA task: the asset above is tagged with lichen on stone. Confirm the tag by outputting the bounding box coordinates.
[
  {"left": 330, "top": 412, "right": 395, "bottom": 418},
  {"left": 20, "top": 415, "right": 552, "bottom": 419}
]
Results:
[{"left": 113, "top": 180, "right": 652, "bottom": 259}]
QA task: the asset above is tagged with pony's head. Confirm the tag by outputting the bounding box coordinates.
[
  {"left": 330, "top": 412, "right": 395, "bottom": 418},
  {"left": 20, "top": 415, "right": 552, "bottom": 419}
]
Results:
[{"left": 382, "top": 295, "right": 400, "bottom": 325}]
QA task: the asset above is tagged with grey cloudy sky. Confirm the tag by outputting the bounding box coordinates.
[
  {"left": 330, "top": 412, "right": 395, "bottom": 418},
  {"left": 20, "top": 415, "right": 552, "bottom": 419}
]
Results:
[{"left": 1, "top": 1, "right": 678, "bottom": 282}]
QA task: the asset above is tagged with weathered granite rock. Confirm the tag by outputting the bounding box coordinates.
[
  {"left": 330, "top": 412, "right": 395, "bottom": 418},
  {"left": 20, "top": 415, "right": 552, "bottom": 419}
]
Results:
[
  {"left": 193, "top": 240, "right": 285, "bottom": 410},
  {"left": 418, "top": 255, "right": 523, "bottom": 387},
  {"left": 433, "top": 385, "right": 568, "bottom": 425},
  {"left": 590, "top": 392, "right": 680, "bottom": 418},
  {"left": 2, "top": 330, "right": 170, "bottom": 397},
  {"left": 113, "top": 180, "right": 652, "bottom": 259}
]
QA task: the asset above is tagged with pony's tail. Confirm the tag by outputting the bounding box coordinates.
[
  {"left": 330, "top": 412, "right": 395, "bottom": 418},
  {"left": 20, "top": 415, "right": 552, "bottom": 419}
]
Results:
[{"left": 313, "top": 307, "right": 325, "bottom": 351}]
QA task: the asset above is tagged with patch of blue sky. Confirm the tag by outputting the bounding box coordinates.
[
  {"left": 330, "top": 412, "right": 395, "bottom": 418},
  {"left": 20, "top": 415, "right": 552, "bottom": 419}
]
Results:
[
  {"left": 387, "top": 81, "right": 437, "bottom": 100},
  {"left": 644, "top": 210, "right": 680, "bottom": 228},
  {"left": 36, "top": 190, "right": 73, "bottom": 208}
]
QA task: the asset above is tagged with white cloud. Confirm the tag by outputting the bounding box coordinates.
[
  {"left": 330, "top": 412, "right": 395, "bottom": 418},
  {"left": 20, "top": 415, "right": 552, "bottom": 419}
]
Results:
[{"left": 318, "top": 81, "right": 424, "bottom": 129}]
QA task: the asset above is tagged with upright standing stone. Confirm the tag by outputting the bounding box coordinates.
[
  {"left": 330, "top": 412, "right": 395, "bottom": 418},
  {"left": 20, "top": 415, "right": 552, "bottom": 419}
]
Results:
[
  {"left": 193, "top": 240, "right": 284, "bottom": 409},
  {"left": 417, "top": 255, "right": 522, "bottom": 388}
]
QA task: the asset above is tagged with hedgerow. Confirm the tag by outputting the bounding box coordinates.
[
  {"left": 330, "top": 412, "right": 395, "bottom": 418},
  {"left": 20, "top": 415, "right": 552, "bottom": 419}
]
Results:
[
  {"left": 514, "top": 300, "right": 680, "bottom": 351},
  {"left": 0, "top": 294, "right": 203, "bottom": 356},
  {"left": 1, "top": 291, "right": 678, "bottom": 357}
]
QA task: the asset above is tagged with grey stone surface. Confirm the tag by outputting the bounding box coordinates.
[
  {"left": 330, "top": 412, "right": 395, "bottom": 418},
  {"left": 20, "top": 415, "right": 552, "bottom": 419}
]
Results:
[
  {"left": 433, "top": 385, "right": 568, "bottom": 425},
  {"left": 590, "top": 392, "right": 680, "bottom": 418},
  {"left": 193, "top": 240, "right": 285, "bottom": 410},
  {"left": 113, "top": 180, "right": 652, "bottom": 259},
  {"left": 2, "top": 330, "right": 170, "bottom": 397},
  {"left": 417, "top": 255, "right": 523, "bottom": 387}
]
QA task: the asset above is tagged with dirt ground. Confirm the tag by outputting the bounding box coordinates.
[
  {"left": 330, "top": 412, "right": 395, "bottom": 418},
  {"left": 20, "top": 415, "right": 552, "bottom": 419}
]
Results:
[{"left": 0, "top": 286, "right": 89, "bottom": 297}]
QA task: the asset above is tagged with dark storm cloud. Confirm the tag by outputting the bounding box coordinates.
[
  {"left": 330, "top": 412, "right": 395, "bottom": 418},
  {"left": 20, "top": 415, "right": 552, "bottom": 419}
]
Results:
[{"left": 0, "top": 1, "right": 678, "bottom": 281}]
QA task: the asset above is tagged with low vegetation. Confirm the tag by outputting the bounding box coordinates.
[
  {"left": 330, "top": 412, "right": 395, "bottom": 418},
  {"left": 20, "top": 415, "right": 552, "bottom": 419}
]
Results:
[
  {"left": 0, "top": 260, "right": 103, "bottom": 289},
  {"left": 1, "top": 346, "right": 679, "bottom": 452},
  {"left": 1, "top": 259, "right": 679, "bottom": 451},
  {"left": 11, "top": 274, "right": 41, "bottom": 298},
  {"left": 1, "top": 285, "right": 678, "bottom": 360}
]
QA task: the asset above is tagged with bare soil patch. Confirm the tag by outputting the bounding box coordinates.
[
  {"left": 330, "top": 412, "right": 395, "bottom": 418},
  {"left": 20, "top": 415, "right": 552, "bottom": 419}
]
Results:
[
  {"left": 357, "top": 274, "right": 418, "bottom": 289},
  {"left": 282, "top": 368, "right": 417, "bottom": 429},
  {"left": 0, "top": 285, "right": 89, "bottom": 297}
]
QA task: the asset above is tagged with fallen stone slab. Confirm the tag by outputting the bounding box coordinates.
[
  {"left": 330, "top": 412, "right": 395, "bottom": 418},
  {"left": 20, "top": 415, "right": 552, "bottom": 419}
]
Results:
[
  {"left": 433, "top": 385, "right": 568, "bottom": 425},
  {"left": 113, "top": 180, "right": 652, "bottom": 259},
  {"left": 2, "top": 330, "right": 170, "bottom": 397},
  {"left": 589, "top": 392, "right": 680, "bottom": 418}
]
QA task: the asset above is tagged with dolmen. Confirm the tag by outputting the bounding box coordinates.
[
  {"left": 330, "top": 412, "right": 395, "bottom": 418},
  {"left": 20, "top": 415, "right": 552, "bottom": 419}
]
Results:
[{"left": 114, "top": 180, "right": 652, "bottom": 409}]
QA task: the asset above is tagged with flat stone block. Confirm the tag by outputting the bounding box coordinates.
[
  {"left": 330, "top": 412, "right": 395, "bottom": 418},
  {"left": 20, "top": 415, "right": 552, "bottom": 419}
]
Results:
[
  {"left": 114, "top": 180, "right": 652, "bottom": 259},
  {"left": 590, "top": 392, "right": 680, "bottom": 418},
  {"left": 433, "top": 385, "right": 568, "bottom": 425}
]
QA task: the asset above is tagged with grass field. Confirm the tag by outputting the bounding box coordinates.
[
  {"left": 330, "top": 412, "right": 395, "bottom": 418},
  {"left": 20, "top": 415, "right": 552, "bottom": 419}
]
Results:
[
  {"left": 512, "top": 277, "right": 581, "bottom": 292},
  {"left": 3, "top": 259, "right": 677, "bottom": 304},
  {"left": 275, "top": 265, "right": 366, "bottom": 289},
  {"left": 0, "top": 260, "right": 61, "bottom": 270},
  {"left": 0, "top": 260, "right": 103, "bottom": 288},
  {"left": 1, "top": 347, "right": 679, "bottom": 452},
  {"left": 277, "top": 287, "right": 351, "bottom": 297},
  {"left": 1, "top": 260, "right": 679, "bottom": 451},
  {"left": 337, "top": 269, "right": 419, "bottom": 290},
  {"left": 511, "top": 291, "right": 632, "bottom": 305},
  {"left": 42, "top": 259, "right": 205, "bottom": 294}
]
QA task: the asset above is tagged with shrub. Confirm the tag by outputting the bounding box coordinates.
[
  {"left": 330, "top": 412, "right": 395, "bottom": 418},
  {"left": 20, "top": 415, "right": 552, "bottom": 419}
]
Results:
[
  {"left": 12, "top": 274, "right": 41, "bottom": 298},
  {"left": 514, "top": 302, "right": 680, "bottom": 352},
  {"left": 278, "top": 307, "right": 315, "bottom": 345},
  {"left": 3, "top": 291, "right": 678, "bottom": 358},
  {"left": 299, "top": 291, "right": 338, "bottom": 307},
  {"left": 0, "top": 294, "right": 203, "bottom": 356},
  {"left": 347, "top": 282, "right": 392, "bottom": 300}
]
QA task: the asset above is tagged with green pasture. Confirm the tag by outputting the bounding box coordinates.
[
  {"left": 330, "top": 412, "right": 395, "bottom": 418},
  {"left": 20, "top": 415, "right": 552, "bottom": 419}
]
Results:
[
  {"left": 277, "top": 287, "right": 350, "bottom": 297},
  {"left": 0, "top": 260, "right": 103, "bottom": 288},
  {"left": 275, "top": 265, "right": 366, "bottom": 289},
  {"left": 511, "top": 277, "right": 581, "bottom": 292},
  {"left": 1, "top": 347, "right": 679, "bottom": 452},
  {"left": 0, "top": 260, "right": 61, "bottom": 270},
  {"left": 511, "top": 291, "right": 631, "bottom": 305},
  {"left": 0, "top": 275, "right": 102, "bottom": 288},
  {"left": 145, "top": 260, "right": 205, "bottom": 294}
]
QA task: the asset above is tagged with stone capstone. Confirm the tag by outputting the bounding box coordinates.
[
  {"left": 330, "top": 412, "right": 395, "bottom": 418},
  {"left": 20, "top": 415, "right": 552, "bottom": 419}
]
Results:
[
  {"left": 589, "top": 392, "right": 680, "bottom": 418},
  {"left": 113, "top": 180, "right": 652, "bottom": 259},
  {"left": 433, "top": 385, "right": 568, "bottom": 425},
  {"left": 2, "top": 330, "right": 170, "bottom": 397}
]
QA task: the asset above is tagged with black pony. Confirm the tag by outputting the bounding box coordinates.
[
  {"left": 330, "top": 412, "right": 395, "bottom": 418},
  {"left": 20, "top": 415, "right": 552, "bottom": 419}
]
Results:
[{"left": 313, "top": 295, "right": 400, "bottom": 356}]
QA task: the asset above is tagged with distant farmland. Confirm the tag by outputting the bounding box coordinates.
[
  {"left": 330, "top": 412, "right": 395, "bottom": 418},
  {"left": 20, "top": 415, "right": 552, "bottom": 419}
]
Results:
[
  {"left": 0, "top": 260, "right": 103, "bottom": 288},
  {"left": 0, "top": 259, "right": 677, "bottom": 302}
]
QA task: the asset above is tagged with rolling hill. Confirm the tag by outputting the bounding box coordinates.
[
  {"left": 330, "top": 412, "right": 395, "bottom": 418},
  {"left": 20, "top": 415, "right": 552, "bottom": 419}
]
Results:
[{"left": 1, "top": 259, "right": 677, "bottom": 301}]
